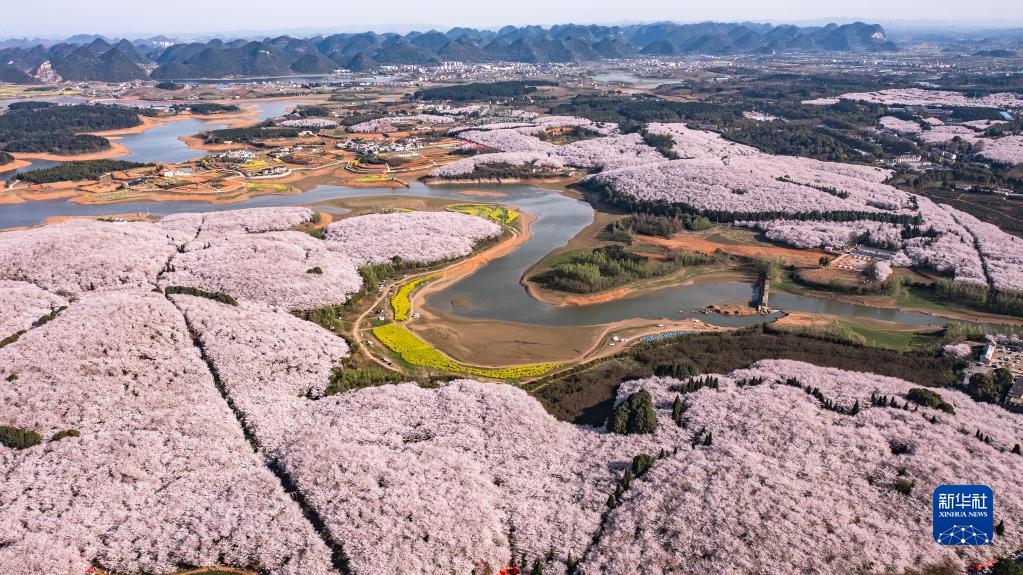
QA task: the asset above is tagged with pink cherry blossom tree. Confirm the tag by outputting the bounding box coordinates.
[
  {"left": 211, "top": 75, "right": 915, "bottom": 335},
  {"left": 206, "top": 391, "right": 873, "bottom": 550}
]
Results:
[
  {"left": 323, "top": 211, "right": 502, "bottom": 266},
  {"left": 0, "top": 291, "right": 334, "bottom": 575}
]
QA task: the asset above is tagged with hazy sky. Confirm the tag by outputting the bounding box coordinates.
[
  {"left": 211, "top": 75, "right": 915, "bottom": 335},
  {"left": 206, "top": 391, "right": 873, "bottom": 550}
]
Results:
[{"left": 3, "top": 0, "right": 1023, "bottom": 39}]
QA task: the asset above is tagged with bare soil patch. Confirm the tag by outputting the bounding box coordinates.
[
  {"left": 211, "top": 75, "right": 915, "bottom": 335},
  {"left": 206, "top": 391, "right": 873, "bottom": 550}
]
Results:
[{"left": 638, "top": 228, "right": 827, "bottom": 268}]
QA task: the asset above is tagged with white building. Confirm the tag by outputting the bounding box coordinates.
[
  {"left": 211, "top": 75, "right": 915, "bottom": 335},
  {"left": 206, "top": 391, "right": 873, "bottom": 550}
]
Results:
[{"left": 981, "top": 344, "right": 996, "bottom": 365}]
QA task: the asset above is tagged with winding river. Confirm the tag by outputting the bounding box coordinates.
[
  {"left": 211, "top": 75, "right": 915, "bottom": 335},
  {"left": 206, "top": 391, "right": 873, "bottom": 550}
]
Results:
[{"left": 0, "top": 98, "right": 945, "bottom": 329}]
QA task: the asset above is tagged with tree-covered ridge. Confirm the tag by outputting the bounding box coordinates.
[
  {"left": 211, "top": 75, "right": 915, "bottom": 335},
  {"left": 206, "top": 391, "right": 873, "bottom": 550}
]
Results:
[
  {"left": 2, "top": 133, "right": 111, "bottom": 155},
  {"left": 413, "top": 80, "right": 557, "bottom": 102},
  {"left": 0, "top": 103, "right": 142, "bottom": 135},
  {"left": 551, "top": 95, "right": 919, "bottom": 164},
  {"left": 607, "top": 213, "right": 712, "bottom": 240},
  {"left": 0, "top": 103, "right": 142, "bottom": 155},
  {"left": 535, "top": 244, "right": 687, "bottom": 294},
  {"left": 200, "top": 124, "right": 303, "bottom": 144},
  {"left": 15, "top": 160, "right": 150, "bottom": 184},
  {"left": 171, "top": 102, "right": 241, "bottom": 115},
  {"left": 551, "top": 94, "right": 742, "bottom": 128},
  {"left": 40, "top": 39, "right": 151, "bottom": 82}
]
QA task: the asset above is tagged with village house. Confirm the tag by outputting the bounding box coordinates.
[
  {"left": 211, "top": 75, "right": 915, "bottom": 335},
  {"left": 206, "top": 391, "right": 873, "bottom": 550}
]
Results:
[
  {"left": 221, "top": 150, "right": 257, "bottom": 161},
  {"left": 1008, "top": 377, "right": 1023, "bottom": 407},
  {"left": 981, "top": 344, "right": 996, "bottom": 365}
]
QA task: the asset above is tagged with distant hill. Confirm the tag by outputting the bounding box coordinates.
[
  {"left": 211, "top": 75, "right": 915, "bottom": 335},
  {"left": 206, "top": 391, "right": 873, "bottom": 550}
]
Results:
[
  {"left": 0, "top": 21, "right": 898, "bottom": 82},
  {"left": 0, "top": 64, "right": 38, "bottom": 84},
  {"left": 48, "top": 40, "right": 149, "bottom": 82},
  {"left": 974, "top": 49, "right": 1017, "bottom": 57},
  {"left": 111, "top": 39, "right": 151, "bottom": 65}
]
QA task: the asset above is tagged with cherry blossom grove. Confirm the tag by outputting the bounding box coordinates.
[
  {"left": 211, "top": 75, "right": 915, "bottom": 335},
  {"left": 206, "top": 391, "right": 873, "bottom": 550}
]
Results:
[
  {"left": 802, "top": 97, "right": 841, "bottom": 106},
  {"left": 977, "top": 135, "right": 1023, "bottom": 165},
  {"left": 430, "top": 151, "right": 567, "bottom": 178},
  {"left": 2, "top": 254, "right": 1021, "bottom": 575},
  {"left": 0, "top": 219, "right": 179, "bottom": 294},
  {"left": 741, "top": 219, "right": 903, "bottom": 250},
  {"left": 158, "top": 206, "right": 314, "bottom": 239},
  {"left": 172, "top": 295, "right": 684, "bottom": 575},
  {"left": 837, "top": 88, "right": 1023, "bottom": 109},
  {"left": 454, "top": 126, "right": 557, "bottom": 154},
  {"left": 169, "top": 295, "right": 349, "bottom": 439},
  {"left": 0, "top": 280, "right": 67, "bottom": 337},
  {"left": 347, "top": 114, "right": 456, "bottom": 133},
  {"left": 900, "top": 197, "right": 988, "bottom": 285},
  {"left": 160, "top": 231, "right": 363, "bottom": 310},
  {"left": 0, "top": 209, "right": 319, "bottom": 300},
  {"left": 872, "top": 260, "right": 893, "bottom": 281},
  {"left": 434, "top": 118, "right": 662, "bottom": 178},
  {"left": 0, "top": 291, "right": 334, "bottom": 575},
  {"left": 423, "top": 104, "right": 489, "bottom": 116},
  {"left": 433, "top": 118, "right": 1023, "bottom": 292},
  {"left": 532, "top": 115, "right": 619, "bottom": 135},
  {"left": 447, "top": 122, "right": 536, "bottom": 135},
  {"left": 878, "top": 115, "right": 923, "bottom": 135},
  {"left": 942, "top": 342, "right": 973, "bottom": 358},
  {"left": 587, "top": 123, "right": 1020, "bottom": 289},
  {"left": 917, "top": 124, "right": 984, "bottom": 145},
  {"left": 946, "top": 207, "right": 1023, "bottom": 293},
  {"left": 532, "top": 115, "right": 596, "bottom": 128},
  {"left": 555, "top": 133, "right": 666, "bottom": 170},
  {"left": 581, "top": 359, "right": 1023, "bottom": 575},
  {"left": 587, "top": 141, "right": 906, "bottom": 215},
  {"left": 323, "top": 211, "right": 502, "bottom": 266},
  {"left": 0, "top": 207, "right": 504, "bottom": 313}
]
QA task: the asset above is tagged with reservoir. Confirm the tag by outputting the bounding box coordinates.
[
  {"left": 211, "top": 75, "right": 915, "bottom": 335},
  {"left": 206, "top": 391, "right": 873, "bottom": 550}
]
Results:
[{"left": 2, "top": 99, "right": 298, "bottom": 181}]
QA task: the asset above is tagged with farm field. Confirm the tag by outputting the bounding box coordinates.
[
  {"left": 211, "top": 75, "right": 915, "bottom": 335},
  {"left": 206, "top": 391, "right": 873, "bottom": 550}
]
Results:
[
  {"left": 446, "top": 203, "right": 519, "bottom": 226},
  {"left": 390, "top": 275, "right": 439, "bottom": 320},
  {"left": 371, "top": 323, "right": 561, "bottom": 379}
]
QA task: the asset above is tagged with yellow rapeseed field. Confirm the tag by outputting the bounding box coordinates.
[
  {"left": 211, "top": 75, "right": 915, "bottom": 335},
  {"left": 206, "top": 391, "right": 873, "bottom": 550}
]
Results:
[
  {"left": 390, "top": 275, "right": 439, "bottom": 321},
  {"left": 447, "top": 204, "right": 519, "bottom": 227}
]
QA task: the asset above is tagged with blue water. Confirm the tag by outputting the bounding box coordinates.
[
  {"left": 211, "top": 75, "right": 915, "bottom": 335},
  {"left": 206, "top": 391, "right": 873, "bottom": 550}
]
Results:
[
  {"left": 2, "top": 99, "right": 300, "bottom": 180},
  {"left": 118, "top": 118, "right": 227, "bottom": 164},
  {"left": 117, "top": 99, "right": 297, "bottom": 164},
  {"left": 1, "top": 159, "right": 59, "bottom": 182}
]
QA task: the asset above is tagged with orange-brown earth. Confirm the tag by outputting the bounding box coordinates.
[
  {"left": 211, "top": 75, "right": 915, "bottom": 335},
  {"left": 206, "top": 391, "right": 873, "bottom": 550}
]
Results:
[
  {"left": 0, "top": 158, "right": 31, "bottom": 174},
  {"left": 637, "top": 231, "right": 829, "bottom": 268}
]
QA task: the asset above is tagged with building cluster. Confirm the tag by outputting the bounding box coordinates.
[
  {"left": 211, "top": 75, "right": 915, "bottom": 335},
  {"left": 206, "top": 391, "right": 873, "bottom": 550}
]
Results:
[
  {"left": 215, "top": 149, "right": 257, "bottom": 162},
  {"left": 277, "top": 118, "right": 338, "bottom": 129},
  {"left": 241, "top": 163, "right": 290, "bottom": 178},
  {"left": 208, "top": 150, "right": 292, "bottom": 177},
  {"left": 338, "top": 136, "right": 423, "bottom": 155},
  {"left": 977, "top": 341, "right": 1023, "bottom": 407}
]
